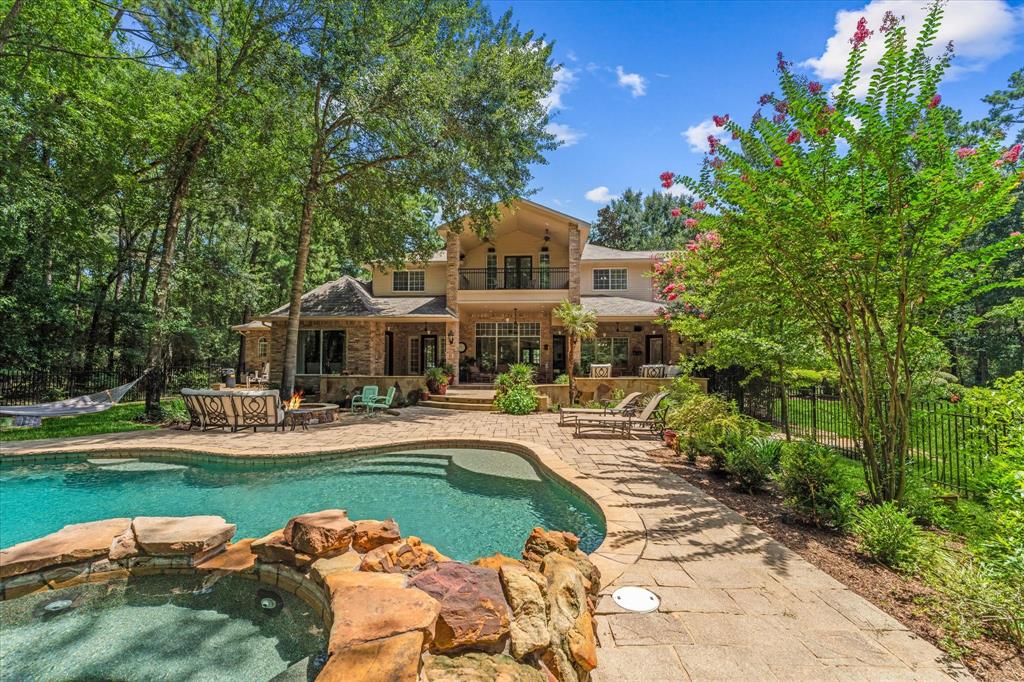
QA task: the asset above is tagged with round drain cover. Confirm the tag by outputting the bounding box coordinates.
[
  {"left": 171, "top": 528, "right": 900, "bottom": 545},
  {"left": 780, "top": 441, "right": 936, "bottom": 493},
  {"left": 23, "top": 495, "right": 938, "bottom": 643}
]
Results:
[{"left": 612, "top": 586, "right": 660, "bottom": 613}]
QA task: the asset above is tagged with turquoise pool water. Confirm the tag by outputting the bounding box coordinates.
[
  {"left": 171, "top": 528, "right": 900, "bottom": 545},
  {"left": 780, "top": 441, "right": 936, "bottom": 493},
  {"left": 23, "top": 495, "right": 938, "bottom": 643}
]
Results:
[
  {"left": 0, "top": 448, "right": 605, "bottom": 560},
  {"left": 0, "top": 573, "right": 324, "bottom": 681}
]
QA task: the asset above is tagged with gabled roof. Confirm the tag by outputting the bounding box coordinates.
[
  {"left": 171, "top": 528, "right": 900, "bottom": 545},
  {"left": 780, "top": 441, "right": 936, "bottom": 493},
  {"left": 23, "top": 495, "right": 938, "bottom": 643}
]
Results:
[
  {"left": 264, "top": 276, "right": 453, "bottom": 319},
  {"left": 582, "top": 296, "right": 664, "bottom": 318},
  {"left": 230, "top": 320, "right": 271, "bottom": 332},
  {"left": 582, "top": 243, "right": 667, "bottom": 261}
]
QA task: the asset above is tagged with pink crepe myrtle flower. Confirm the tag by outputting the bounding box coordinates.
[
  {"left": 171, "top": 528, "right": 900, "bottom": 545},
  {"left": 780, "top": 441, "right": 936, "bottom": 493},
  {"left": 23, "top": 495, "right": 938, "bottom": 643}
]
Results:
[
  {"left": 740, "top": 173, "right": 750, "bottom": 183},
  {"left": 1002, "top": 144, "right": 1022, "bottom": 164},
  {"left": 758, "top": 93, "right": 773, "bottom": 106},
  {"left": 686, "top": 242, "right": 699, "bottom": 252},
  {"left": 663, "top": 283, "right": 675, "bottom": 292},
  {"left": 786, "top": 130, "right": 801, "bottom": 144},
  {"left": 670, "top": 207, "right": 681, "bottom": 218},
  {"left": 817, "top": 127, "right": 830, "bottom": 137},
  {"left": 808, "top": 81, "right": 822, "bottom": 94},
  {"left": 708, "top": 135, "right": 721, "bottom": 154},
  {"left": 659, "top": 171, "right": 674, "bottom": 188},
  {"left": 773, "top": 157, "right": 783, "bottom": 167},
  {"left": 850, "top": 17, "right": 872, "bottom": 46},
  {"left": 774, "top": 100, "right": 789, "bottom": 115},
  {"left": 956, "top": 147, "right": 977, "bottom": 159},
  {"left": 692, "top": 200, "right": 707, "bottom": 211},
  {"left": 776, "top": 51, "right": 790, "bottom": 71},
  {"left": 684, "top": 218, "right": 699, "bottom": 228},
  {"left": 879, "top": 10, "right": 898, "bottom": 33},
  {"left": 772, "top": 112, "right": 786, "bottom": 124},
  {"left": 823, "top": 104, "right": 835, "bottom": 115},
  {"left": 928, "top": 94, "right": 941, "bottom": 109},
  {"left": 712, "top": 114, "right": 730, "bottom": 127},
  {"left": 667, "top": 293, "right": 678, "bottom": 301},
  {"left": 710, "top": 158, "right": 724, "bottom": 169},
  {"left": 731, "top": 131, "right": 740, "bottom": 140},
  {"left": 1011, "top": 231, "right": 1022, "bottom": 237}
]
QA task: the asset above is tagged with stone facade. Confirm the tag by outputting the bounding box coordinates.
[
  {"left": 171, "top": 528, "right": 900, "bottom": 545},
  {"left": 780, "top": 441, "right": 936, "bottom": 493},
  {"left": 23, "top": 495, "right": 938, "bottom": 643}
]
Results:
[{"left": 239, "top": 329, "right": 271, "bottom": 373}]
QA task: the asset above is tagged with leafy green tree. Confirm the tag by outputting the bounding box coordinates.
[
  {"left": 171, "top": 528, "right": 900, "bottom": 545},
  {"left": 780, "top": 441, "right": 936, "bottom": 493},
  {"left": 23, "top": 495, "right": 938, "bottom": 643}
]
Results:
[
  {"left": 666, "top": 4, "right": 1022, "bottom": 502},
  {"left": 277, "top": 0, "right": 556, "bottom": 396},
  {"left": 553, "top": 299, "right": 597, "bottom": 404},
  {"left": 590, "top": 188, "right": 694, "bottom": 250}
]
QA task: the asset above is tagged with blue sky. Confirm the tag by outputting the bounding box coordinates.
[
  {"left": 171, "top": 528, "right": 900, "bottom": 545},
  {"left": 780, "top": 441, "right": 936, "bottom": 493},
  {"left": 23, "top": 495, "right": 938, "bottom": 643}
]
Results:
[{"left": 488, "top": 0, "right": 1024, "bottom": 222}]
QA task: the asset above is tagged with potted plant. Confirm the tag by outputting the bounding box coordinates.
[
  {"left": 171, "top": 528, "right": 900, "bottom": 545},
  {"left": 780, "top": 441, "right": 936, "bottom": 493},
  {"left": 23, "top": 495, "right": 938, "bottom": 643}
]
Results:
[
  {"left": 663, "top": 428, "right": 678, "bottom": 450},
  {"left": 425, "top": 367, "right": 449, "bottom": 395},
  {"left": 441, "top": 362, "right": 456, "bottom": 385}
]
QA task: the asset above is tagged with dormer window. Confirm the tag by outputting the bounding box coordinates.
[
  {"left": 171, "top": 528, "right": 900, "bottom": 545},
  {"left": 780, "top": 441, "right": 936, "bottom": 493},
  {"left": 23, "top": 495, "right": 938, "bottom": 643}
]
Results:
[
  {"left": 593, "top": 268, "right": 627, "bottom": 291},
  {"left": 393, "top": 270, "right": 425, "bottom": 292}
]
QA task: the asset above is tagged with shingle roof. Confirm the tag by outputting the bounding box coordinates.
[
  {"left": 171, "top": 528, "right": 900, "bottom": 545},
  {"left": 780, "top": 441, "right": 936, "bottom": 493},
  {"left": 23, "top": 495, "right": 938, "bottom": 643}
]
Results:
[
  {"left": 582, "top": 296, "right": 664, "bottom": 318},
  {"left": 265, "top": 276, "right": 453, "bottom": 318},
  {"left": 230, "top": 320, "right": 271, "bottom": 332},
  {"left": 581, "top": 243, "right": 667, "bottom": 261}
]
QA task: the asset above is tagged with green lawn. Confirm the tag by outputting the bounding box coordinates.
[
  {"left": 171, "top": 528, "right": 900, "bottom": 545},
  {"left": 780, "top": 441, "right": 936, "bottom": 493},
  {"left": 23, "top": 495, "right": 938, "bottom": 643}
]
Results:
[{"left": 0, "top": 399, "right": 184, "bottom": 442}]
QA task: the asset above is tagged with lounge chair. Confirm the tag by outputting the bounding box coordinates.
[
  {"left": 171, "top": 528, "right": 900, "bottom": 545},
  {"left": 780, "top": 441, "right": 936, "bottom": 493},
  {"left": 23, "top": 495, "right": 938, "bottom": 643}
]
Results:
[
  {"left": 558, "top": 392, "right": 643, "bottom": 427},
  {"left": 574, "top": 391, "right": 670, "bottom": 439},
  {"left": 350, "top": 385, "right": 379, "bottom": 412},
  {"left": 367, "top": 387, "right": 397, "bottom": 414}
]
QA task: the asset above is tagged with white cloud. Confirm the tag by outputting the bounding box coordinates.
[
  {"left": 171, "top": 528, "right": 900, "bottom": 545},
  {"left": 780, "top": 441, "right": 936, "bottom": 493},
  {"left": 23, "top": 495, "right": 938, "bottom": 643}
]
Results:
[
  {"left": 585, "top": 186, "right": 618, "bottom": 204},
  {"left": 682, "top": 118, "right": 734, "bottom": 154},
  {"left": 615, "top": 66, "right": 647, "bottom": 97},
  {"left": 546, "top": 122, "right": 584, "bottom": 147},
  {"left": 663, "top": 184, "right": 689, "bottom": 198},
  {"left": 541, "top": 66, "right": 577, "bottom": 111},
  {"left": 802, "top": 1, "right": 1022, "bottom": 94},
  {"left": 566, "top": 50, "right": 578, "bottom": 62}
]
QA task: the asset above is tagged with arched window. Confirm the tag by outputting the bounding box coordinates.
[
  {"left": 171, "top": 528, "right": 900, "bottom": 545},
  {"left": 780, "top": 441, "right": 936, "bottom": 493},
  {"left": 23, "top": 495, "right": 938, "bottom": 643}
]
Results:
[{"left": 257, "top": 337, "right": 268, "bottom": 358}]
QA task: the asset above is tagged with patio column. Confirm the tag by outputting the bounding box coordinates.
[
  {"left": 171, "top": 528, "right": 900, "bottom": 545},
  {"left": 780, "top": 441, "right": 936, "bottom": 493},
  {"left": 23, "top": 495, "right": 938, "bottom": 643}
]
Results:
[
  {"left": 568, "top": 223, "right": 581, "bottom": 304},
  {"left": 369, "top": 321, "right": 386, "bottom": 377},
  {"left": 446, "top": 318, "right": 459, "bottom": 385},
  {"left": 445, "top": 229, "right": 459, "bottom": 315}
]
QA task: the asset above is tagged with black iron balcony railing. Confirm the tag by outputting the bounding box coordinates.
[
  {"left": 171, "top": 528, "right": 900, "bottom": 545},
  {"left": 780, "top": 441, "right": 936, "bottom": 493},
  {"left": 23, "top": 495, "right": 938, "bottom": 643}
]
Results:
[{"left": 458, "top": 267, "right": 570, "bottom": 290}]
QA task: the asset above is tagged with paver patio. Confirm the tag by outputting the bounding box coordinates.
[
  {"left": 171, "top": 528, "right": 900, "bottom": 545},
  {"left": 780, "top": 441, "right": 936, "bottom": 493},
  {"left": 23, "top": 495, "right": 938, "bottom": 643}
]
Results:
[{"left": 2, "top": 407, "right": 968, "bottom": 681}]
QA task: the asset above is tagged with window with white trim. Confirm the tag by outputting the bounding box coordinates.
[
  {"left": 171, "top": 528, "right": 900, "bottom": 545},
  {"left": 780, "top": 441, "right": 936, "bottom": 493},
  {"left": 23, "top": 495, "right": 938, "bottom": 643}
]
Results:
[
  {"left": 257, "top": 337, "right": 268, "bottom": 358},
  {"left": 393, "top": 270, "right": 425, "bottom": 292},
  {"left": 409, "top": 337, "right": 421, "bottom": 374},
  {"left": 593, "top": 268, "right": 627, "bottom": 291}
]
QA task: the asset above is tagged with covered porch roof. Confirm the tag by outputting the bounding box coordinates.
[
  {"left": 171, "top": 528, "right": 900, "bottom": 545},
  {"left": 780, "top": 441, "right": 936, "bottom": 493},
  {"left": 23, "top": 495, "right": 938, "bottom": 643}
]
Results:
[{"left": 261, "top": 276, "right": 454, "bottom": 321}]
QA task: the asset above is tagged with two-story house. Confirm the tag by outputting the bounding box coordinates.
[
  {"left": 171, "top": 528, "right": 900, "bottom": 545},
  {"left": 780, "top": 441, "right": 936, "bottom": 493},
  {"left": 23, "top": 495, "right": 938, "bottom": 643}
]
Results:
[{"left": 235, "top": 199, "right": 693, "bottom": 396}]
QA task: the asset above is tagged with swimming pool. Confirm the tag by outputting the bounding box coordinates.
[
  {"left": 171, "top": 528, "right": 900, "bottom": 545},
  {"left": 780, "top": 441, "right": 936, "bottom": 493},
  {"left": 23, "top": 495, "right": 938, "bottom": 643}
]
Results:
[
  {"left": 0, "top": 573, "right": 324, "bottom": 681},
  {"left": 0, "top": 447, "right": 605, "bottom": 561}
]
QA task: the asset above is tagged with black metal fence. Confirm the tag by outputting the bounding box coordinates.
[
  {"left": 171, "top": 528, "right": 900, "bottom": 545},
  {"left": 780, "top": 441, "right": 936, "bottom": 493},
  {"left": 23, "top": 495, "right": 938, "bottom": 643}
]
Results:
[
  {"left": 709, "top": 379, "right": 1001, "bottom": 494},
  {"left": 0, "top": 362, "right": 227, "bottom": 406}
]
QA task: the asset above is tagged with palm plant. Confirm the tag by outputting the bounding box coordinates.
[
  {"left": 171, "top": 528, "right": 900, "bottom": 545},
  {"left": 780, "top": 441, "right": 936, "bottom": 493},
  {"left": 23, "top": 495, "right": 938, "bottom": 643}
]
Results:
[{"left": 553, "top": 300, "right": 597, "bottom": 405}]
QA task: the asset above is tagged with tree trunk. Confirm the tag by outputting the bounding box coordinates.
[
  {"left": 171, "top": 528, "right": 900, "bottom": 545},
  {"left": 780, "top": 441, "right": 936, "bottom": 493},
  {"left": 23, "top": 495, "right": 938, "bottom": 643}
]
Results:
[
  {"left": 0, "top": 0, "right": 25, "bottom": 53},
  {"left": 567, "top": 335, "right": 577, "bottom": 405},
  {"left": 138, "top": 224, "right": 160, "bottom": 305},
  {"left": 144, "top": 134, "right": 209, "bottom": 419},
  {"left": 778, "top": 360, "right": 791, "bottom": 441},
  {"left": 280, "top": 146, "right": 323, "bottom": 397},
  {"left": 236, "top": 240, "right": 260, "bottom": 376}
]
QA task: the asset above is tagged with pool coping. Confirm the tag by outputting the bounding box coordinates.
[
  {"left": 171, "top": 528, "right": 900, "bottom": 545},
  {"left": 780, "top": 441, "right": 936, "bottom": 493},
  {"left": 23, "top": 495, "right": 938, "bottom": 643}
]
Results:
[{"left": 0, "top": 436, "right": 645, "bottom": 586}]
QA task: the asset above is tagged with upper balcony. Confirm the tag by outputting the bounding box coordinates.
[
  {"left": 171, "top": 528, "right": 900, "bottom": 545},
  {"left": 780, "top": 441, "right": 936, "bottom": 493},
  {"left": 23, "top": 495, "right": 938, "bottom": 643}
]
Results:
[{"left": 458, "top": 267, "right": 569, "bottom": 290}]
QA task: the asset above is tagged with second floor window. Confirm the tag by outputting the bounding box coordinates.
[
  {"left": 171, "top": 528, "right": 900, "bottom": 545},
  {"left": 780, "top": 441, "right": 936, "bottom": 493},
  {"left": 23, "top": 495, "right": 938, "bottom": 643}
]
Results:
[
  {"left": 393, "top": 270, "right": 425, "bottom": 292},
  {"left": 593, "top": 268, "right": 627, "bottom": 291}
]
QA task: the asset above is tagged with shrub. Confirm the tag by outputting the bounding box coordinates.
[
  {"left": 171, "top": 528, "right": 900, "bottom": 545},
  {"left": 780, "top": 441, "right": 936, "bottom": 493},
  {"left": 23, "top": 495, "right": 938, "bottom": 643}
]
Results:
[
  {"left": 666, "top": 394, "right": 764, "bottom": 469},
  {"left": 666, "top": 374, "right": 704, "bottom": 407},
  {"left": 726, "top": 437, "right": 782, "bottom": 492},
  {"left": 776, "top": 441, "right": 857, "bottom": 528},
  {"left": 167, "top": 368, "right": 211, "bottom": 393},
  {"left": 494, "top": 363, "right": 539, "bottom": 415},
  {"left": 852, "top": 502, "right": 923, "bottom": 570},
  {"left": 897, "top": 474, "right": 943, "bottom": 526},
  {"left": 554, "top": 373, "right": 569, "bottom": 384}
]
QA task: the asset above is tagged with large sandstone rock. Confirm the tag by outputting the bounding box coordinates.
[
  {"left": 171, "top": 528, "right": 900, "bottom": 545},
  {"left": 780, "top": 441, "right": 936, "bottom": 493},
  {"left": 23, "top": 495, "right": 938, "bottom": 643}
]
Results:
[
  {"left": 328, "top": 585, "right": 439, "bottom": 653},
  {"left": 360, "top": 536, "right": 449, "bottom": 574},
  {"left": 522, "top": 528, "right": 600, "bottom": 598},
  {"left": 522, "top": 528, "right": 579, "bottom": 564},
  {"left": 352, "top": 519, "right": 401, "bottom": 553},
  {"left": 423, "top": 653, "right": 547, "bottom": 682},
  {"left": 310, "top": 550, "right": 361, "bottom": 584},
  {"left": 541, "top": 553, "right": 597, "bottom": 681},
  {"left": 322, "top": 570, "right": 406, "bottom": 598},
  {"left": 250, "top": 529, "right": 313, "bottom": 567},
  {"left": 0, "top": 518, "right": 131, "bottom": 578},
  {"left": 318, "top": 631, "right": 424, "bottom": 682},
  {"left": 472, "top": 553, "right": 524, "bottom": 571},
  {"left": 131, "top": 516, "right": 235, "bottom": 559},
  {"left": 108, "top": 526, "right": 139, "bottom": 561},
  {"left": 500, "top": 563, "right": 550, "bottom": 659},
  {"left": 409, "top": 562, "right": 511, "bottom": 653},
  {"left": 283, "top": 509, "right": 354, "bottom": 556},
  {"left": 195, "top": 539, "right": 256, "bottom": 572}
]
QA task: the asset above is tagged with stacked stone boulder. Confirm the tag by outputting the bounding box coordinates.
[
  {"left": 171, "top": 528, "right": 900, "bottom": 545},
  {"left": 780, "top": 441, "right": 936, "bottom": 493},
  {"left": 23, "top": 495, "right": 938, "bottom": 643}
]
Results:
[{"left": 1, "top": 513, "right": 600, "bottom": 682}]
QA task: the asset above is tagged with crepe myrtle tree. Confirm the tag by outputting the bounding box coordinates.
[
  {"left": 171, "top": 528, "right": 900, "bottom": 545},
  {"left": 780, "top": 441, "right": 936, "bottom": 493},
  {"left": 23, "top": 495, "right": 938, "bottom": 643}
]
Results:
[{"left": 660, "top": 2, "right": 1022, "bottom": 502}]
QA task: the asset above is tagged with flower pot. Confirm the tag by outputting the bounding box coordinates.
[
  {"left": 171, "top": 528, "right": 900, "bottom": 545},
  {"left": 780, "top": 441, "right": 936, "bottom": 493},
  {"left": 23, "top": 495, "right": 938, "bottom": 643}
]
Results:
[{"left": 663, "top": 429, "right": 678, "bottom": 449}]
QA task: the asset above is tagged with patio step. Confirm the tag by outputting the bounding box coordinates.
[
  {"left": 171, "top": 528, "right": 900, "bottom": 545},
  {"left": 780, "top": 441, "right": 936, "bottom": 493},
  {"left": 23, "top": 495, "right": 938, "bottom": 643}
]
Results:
[
  {"left": 427, "top": 393, "right": 494, "bottom": 405},
  {"left": 419, "top": 399, "right": 494, "bottom": 412}
]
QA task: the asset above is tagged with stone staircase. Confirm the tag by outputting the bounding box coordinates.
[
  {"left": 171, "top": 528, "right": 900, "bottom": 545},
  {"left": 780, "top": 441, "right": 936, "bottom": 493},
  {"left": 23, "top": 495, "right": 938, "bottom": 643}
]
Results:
[{"left": 419, "top": 391, "right": 495, "bottom": 412}]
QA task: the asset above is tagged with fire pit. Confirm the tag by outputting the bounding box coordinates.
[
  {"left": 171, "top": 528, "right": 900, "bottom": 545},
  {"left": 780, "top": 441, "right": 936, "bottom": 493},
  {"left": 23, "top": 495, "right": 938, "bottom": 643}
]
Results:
[{"left": 283, "top": 401, "right": 339, "bottom": 431}]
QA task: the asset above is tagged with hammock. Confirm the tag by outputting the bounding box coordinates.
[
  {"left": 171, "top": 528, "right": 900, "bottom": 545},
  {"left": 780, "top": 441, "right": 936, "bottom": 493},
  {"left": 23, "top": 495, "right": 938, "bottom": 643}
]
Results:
[{"left": 0, "top": 377, "right": 143, "bottom": 426}]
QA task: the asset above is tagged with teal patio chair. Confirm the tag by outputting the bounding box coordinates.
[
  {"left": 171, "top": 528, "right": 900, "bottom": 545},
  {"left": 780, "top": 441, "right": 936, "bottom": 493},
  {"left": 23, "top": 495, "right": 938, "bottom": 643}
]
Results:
[
  {"left": 367, "top": 386, "right": 397, "bottom": 414},
  {"left": 350, "top": 385, "right": 379, "bottom": 412}
]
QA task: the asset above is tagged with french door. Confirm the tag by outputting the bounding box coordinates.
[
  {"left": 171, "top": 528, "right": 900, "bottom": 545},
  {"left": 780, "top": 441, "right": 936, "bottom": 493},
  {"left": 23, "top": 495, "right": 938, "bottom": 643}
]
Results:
[{"left": 504, "top": 256, "right": 532, "bottom": 289}]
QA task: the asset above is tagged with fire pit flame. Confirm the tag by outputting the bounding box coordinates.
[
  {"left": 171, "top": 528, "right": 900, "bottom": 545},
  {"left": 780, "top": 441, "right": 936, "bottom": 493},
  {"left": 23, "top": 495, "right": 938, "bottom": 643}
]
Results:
[{"left": 286, "top": 391, "right": 303, "bottom": 410}]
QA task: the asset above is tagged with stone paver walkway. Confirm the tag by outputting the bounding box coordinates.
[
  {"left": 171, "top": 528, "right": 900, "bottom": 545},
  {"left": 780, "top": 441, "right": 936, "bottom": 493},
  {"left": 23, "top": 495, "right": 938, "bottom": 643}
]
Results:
[{"left": 2, "top": 408, "right": 966, "bottom": 681}]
